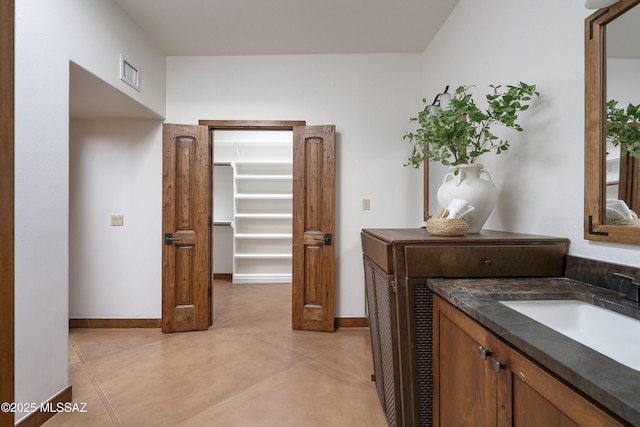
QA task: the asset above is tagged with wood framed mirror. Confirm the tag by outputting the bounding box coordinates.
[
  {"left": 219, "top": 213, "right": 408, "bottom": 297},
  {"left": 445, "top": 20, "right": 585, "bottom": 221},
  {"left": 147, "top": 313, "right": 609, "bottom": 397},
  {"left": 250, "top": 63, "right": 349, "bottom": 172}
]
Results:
[{"left": 585, "top": 0, "right": 640, "bottom": 244}]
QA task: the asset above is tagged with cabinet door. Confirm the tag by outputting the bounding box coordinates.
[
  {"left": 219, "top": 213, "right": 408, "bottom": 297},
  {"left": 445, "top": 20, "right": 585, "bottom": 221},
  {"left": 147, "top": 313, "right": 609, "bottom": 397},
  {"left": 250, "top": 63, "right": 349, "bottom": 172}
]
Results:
[
  {"left": 364, "top": 256, "right": 403, "bottom": 427},
  {"left": 504, "top": 346, "right": 627, "bottom": 427},
  {"left": 433, "top": 296, "right": 499, "bottom": 426}
]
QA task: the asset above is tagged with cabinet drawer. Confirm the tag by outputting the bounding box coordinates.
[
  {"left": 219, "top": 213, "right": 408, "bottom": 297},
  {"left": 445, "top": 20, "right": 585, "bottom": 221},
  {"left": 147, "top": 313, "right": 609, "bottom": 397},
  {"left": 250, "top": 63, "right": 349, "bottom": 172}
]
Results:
[
  {"left": 405, "top": 244, "right": 565, "bottom": 278},
  {"left": 361, "top": 232, "right": 393, "bottom": 273}
]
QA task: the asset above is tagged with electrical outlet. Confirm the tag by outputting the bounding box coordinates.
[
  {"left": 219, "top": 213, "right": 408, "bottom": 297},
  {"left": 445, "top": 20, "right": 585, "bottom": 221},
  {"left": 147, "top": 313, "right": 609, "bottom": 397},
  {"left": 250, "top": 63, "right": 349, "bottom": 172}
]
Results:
[
  {"left": 111, "top": 214, "right": 124, "bottom": 226},
  {"left": 362, "top": 199, "right": 371, "bottom": 211}
]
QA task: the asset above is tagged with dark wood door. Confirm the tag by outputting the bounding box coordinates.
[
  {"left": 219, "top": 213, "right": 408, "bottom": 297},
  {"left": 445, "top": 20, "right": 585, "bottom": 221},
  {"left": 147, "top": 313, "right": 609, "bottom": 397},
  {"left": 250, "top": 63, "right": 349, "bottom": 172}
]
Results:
[
  {"left": 292, "top": 125, "right": 336, "bottom": 331},
  {"left": 619, "top": 153, "right": 640, "bottom": 214},
  {"left": 162, "top": 124, "right": 212, "bottom": 332}
]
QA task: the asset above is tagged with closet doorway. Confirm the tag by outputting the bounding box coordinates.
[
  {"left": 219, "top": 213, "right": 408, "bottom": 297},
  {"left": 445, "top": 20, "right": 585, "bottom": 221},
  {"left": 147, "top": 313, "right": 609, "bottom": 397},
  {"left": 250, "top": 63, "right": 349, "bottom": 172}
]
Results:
[
  {"left": 162, "top": 121, "right": 336, "bottom": 332},
  {"left": 212, "top": 128, "right": 294, "bottom": 284}
]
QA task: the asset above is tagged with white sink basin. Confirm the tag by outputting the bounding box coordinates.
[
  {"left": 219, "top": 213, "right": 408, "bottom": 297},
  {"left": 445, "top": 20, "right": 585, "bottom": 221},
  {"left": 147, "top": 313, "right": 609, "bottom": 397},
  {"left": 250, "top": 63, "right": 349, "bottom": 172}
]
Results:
[{"left": 499, "top": 300, "right": 640, "bottom": 371}]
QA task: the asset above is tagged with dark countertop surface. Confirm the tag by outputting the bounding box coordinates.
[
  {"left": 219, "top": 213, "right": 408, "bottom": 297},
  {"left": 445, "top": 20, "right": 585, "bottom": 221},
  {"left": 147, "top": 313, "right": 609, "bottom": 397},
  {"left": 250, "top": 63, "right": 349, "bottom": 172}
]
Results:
[{"left": 428, "top": 277, "right": 640, "bottom": 426}]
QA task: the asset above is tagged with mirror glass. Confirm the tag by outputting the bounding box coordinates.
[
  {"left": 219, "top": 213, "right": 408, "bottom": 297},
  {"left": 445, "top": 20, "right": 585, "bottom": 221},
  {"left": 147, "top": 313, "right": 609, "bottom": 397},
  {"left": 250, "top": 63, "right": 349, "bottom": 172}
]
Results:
[
  {"left": 584, "top": 0, "right": 640, "bottom": 244},
  {"left": 605, "top": 5, "right": 640, "bottom": 225}
]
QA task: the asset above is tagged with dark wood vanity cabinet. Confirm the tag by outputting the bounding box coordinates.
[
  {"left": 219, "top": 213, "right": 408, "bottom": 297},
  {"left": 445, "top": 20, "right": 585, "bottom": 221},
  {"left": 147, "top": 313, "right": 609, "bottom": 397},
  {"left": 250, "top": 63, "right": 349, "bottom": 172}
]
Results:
[
  {"left": 361, "top": 229, "right": 568, "bottom": 427},
  {"left": 433, "top": 295, "right": 627, "bottom": 427}
]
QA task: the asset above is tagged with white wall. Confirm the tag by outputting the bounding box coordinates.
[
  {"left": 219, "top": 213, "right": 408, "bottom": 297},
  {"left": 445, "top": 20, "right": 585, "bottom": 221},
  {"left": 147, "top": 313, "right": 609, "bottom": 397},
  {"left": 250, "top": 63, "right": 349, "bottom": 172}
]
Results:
[
  {"left": 15, "top": 0, "right": 165, "bottom": 422},
  {"left": 69, "top": 119, "right": 162, "bottom": 318},
  {"left": 214, "top": 165, "right": 234, "bottom": 274},
  {"left": 167, "top": 54, "right": 425, "bottom": 316},
  {"left": 422, "top": 0, "right": 640, "bottom": 267}
]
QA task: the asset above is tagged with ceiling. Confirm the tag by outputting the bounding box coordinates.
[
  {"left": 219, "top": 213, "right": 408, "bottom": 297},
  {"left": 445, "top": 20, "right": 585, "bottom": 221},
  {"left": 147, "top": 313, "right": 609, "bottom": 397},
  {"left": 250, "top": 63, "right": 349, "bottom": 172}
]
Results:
[
  {"left": 70, "top": 0, "right": 460, "bottom": 118},
  {"left": 111, "top": 0, "right": 460, "bottom": 56}
]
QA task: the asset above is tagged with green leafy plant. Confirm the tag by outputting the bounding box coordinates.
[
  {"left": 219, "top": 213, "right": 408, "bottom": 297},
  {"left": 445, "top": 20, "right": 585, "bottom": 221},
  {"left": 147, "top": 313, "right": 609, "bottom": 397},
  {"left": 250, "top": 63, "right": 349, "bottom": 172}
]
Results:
[
  {"left": 607, "top": 99, "right": 640, "bottom": 158},
  {"left": 404, "top": 82, "right": 539, "bottom": 169}
]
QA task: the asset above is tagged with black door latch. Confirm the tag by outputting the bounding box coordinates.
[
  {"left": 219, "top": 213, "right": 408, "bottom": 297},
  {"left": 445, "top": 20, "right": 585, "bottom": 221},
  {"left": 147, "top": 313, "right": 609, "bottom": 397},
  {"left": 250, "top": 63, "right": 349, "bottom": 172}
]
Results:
[
  {"left": 164, "top": 232, "right": 182, "bottom": 245},
  {"left": 313, "top": 233, "right": 332, "bottom": 245}
]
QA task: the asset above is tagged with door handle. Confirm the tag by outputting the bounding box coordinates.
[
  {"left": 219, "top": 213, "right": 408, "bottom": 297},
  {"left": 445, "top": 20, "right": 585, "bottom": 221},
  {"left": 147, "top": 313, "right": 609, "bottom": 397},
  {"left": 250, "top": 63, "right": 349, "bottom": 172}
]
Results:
[
  {"left": 164, "top": 232, "right": 182, "bottom": 245},
  {"left": 312, "top": 233, "right": 332, "bottom": 245},
  {"left": 478, "top": 345, "right": 493, "bottom": 360},
  {"left": 491, "top": 357, "right": 507, "bottom": 373}
]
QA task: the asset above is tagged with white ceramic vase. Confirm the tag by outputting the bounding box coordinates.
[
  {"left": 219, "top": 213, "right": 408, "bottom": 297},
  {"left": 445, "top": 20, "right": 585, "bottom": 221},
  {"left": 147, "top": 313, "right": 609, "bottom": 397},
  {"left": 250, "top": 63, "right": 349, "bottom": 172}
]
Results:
[{"left": 436, "top": 164, "right": 498, "bottom": 233}]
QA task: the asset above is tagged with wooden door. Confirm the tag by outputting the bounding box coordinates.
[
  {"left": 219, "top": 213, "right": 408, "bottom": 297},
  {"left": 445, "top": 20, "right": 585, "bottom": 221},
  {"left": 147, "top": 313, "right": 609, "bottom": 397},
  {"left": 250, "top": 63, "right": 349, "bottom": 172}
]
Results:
[
  {"left": 619, "top": 153, "right": 640, "bottom": 214},
  {"left": 162, "top": 124, "right": 212, "bottom": 332},
  {"left": 505, "top": 345, "right": 626, "bottom": 427},
  {"left": 292, "top": 125, "right": 336, "bottom": 331},
  {"left": 433, "top": 296, "right": 498, "bottom": 426}
]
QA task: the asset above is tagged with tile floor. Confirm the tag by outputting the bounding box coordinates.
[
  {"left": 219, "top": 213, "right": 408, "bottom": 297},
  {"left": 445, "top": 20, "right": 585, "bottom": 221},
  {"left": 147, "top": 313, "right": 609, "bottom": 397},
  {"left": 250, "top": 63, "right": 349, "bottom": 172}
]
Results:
[{"left": 44, "top": 280, "right": 387, "bottom": 427}]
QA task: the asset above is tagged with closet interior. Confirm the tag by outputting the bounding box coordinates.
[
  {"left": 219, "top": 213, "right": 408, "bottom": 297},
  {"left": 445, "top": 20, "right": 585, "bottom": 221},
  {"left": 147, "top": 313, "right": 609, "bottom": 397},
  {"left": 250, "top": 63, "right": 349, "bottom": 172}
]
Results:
[{"left": 213, "top": 130, "right": 293, "bottom": 284}]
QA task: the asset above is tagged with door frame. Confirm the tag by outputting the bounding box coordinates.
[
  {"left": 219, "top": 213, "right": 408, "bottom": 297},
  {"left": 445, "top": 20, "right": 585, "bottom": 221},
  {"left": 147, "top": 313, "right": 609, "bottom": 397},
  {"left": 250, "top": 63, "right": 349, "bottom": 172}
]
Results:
[
  {"left": 199, "top": 119, "right": 305, "bottom": 320},
  {"left": 1, "top": 0, "right": 14, "bottom": 425},
  {"left": 200, "top": 120, "right": 306, "bottom": 131}
]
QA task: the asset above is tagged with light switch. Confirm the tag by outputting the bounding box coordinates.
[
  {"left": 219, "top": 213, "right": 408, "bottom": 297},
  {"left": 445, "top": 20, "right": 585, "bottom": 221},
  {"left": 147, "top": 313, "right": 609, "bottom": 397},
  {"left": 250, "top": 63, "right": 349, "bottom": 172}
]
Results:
[
  {"left": 362, "top": 199, "right": 371, "bottom": 211},
  {"left": 111, "top": 214, "right": 124, "bottom": 226}
]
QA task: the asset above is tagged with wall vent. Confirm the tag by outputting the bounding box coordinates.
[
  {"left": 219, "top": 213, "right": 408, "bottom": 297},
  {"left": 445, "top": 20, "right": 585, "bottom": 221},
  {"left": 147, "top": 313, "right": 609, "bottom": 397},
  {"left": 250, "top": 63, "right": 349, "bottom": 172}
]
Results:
[{"left": 120, "top": 55, "right": 140, "bottom": 91}]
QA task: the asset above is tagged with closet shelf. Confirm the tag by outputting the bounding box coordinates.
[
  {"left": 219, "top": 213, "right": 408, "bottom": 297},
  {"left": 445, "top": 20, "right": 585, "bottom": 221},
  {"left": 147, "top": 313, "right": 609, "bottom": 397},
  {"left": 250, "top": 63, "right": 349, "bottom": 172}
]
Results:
[
  {"left": 235, "top": 175, "right": 293, "bottom": 180},
  {"left": 232, "top": 273, "right": 292, "bottom": 284},
  {"left": 234, "top": 160, "right": 292, "bottom": 164},
  {"left": 216, "top": 141, "right": 293, "bottom": 147},
  {"left": 234, "top": 253, "right": 292, "bottom": 259},
  {"left": 235, "top": 213, "right": 292, "bottom": 219},
  {"left": 235, "top": 193, "right": 292, "bottom": 199},
  {"left": 235, "top": 233, "right": 292, "bottom": 239}
]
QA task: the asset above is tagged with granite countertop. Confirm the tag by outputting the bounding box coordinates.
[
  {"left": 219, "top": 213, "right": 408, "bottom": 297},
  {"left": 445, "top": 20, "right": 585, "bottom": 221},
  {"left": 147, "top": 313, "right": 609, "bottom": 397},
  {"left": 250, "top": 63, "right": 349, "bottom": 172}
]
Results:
[{"left": 427, "top": 277, "right": 640, "bottom": 426}]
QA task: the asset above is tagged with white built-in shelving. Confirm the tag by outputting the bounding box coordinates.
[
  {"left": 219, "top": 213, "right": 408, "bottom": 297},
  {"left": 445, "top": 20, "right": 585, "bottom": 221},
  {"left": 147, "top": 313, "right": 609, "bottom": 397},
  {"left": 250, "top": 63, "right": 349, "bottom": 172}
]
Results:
[
  {"left": 232, "top": 161, "right": 292, "bottom": 283},
  {"left": 605, "top": 137, "right": 621, "bottom": 200},
  {"left": 213, "top": 131, "right": 293, "bottom": 284}
]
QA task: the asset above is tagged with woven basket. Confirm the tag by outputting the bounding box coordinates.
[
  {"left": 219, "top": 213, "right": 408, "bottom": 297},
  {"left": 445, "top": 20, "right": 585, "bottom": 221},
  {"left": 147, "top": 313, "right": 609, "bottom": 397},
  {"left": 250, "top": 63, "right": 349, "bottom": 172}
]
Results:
[
  {"left": 426, "top": 218, "right": 469, "bottom": 236},
  {"left": 606, "top": 210, "right": 640, "bottom": 226},
  {"left": 607, "top": 217, "right": 640, "bottom": 226}
]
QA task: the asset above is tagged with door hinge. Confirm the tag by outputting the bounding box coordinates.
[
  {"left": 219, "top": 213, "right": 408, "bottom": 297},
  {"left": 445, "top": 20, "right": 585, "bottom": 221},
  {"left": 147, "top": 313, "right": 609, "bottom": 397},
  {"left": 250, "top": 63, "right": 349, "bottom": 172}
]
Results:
[
  {"left": 208, "top": 286, "right": 211, "bottom": 298},
  {"left": 209, "top": 215, "right": 212, "bottom": 227}
]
